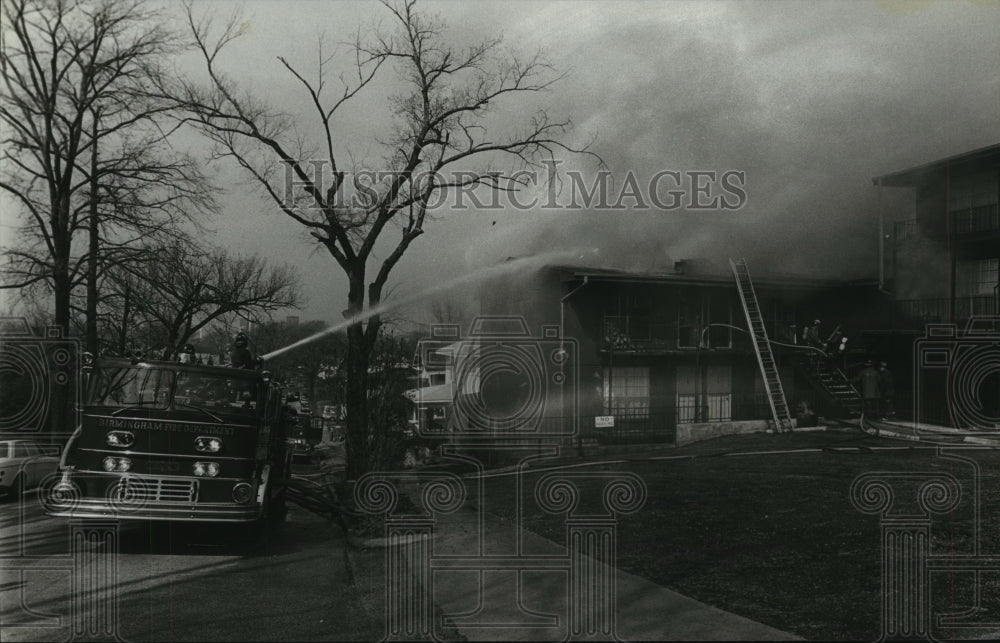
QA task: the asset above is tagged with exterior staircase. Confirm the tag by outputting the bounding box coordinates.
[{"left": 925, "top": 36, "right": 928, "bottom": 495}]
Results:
[{"left": 799, "top": 358, "right": 864, "bottom": 418}]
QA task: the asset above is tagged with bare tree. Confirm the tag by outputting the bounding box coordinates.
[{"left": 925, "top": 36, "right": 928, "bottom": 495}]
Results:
[
  {"left": 0, "top": 0, "right": 211, "bottom": 431},
  {"left": 0, "top": 0, "right": 180, "bottom": 328},
  {"left": 363, "top": 329, "right": 418, "bottom": 471},
  {"left": 172, "top": 0, "right": 599, "bottom": 478},
  {"left": 113, "top": 240, "right": 302, "bottom": 358},
  {"left": 76, "top": 131, "right": 216, "bottom": 353},
  {"left": 1, "top": 1, "right": 215, "bottom": 351}
]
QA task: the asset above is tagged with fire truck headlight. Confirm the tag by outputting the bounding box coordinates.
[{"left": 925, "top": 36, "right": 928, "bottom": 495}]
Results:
[
  {"left": 106, "top": 431, "right": 134, "bottom": 448},
  {"left": 232, "top": 482, "right": 253, "bottom": 504},
  {"left": 193, "top": 462, "right": 219, "bottom": 477},
  {"left": 195, "top": 436, "right": 223, "bottom": 453},
  {"left": 104, "top": 457, "right": 131, "bottom": 472}
]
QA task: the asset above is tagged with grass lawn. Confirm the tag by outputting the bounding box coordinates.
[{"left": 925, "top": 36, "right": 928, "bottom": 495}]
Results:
[{"left": 476, "top": 430, "right": 1000, "bottom": 640}]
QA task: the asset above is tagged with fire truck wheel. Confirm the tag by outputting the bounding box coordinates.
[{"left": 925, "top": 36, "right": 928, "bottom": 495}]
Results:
[
  {"left": 243, "top": 487, "right": 286, "bottom": 542},
  {"left": 271, "top": 489, "right": 288, "bottom": 524}
]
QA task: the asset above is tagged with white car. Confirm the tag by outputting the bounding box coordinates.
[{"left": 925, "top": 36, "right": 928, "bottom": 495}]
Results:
[{"left": 0, "top": 439, "right": 60, "bottom": 501}]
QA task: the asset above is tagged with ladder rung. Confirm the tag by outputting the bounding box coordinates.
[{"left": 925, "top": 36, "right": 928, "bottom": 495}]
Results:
[{"left": 732, "top": 258, "right": 791, "bottom": 432}]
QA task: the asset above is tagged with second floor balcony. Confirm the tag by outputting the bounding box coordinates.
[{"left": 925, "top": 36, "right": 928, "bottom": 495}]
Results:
[
  {"left": 893, "top": 204, "right": 1000, "bottom": 244},
  {"left": 890, "top": 295, "right": 998, "bottom": 327},
  {"left": 953, "top": 203, "right": 1000, "bottom": 235}
]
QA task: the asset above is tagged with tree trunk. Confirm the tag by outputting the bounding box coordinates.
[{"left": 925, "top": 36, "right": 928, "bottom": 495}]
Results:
[
  {"left": 51, "top": 268, "right": 72, "bottom": 435},
  {"left": 343, "top": 269, "right": 371, "bottom": 480},
  {"left": 118, "top": 283, "right": 131, "bottom": 355},
  {"left": 51, "top": 195, "right": 73, "bottom": 434},
  {"left": 86, "top": 115, "right": 100, "bottom": 354}
]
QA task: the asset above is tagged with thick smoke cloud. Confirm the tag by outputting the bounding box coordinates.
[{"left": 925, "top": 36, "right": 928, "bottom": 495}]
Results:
[
  {"left": 11, "top": 1, "right": 983, "bottom": 324},
  {"left": 414, "top": 0, "right": 997, "bottom": 304}
]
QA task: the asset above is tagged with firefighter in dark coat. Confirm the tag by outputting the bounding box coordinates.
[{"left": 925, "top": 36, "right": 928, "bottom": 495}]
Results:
[
  {"left": 854, "top": 360, "right": 881, "bottom": 418},
  {"left": 804, "top": 319, "right": 824, "bottom": 350},
  {"left": 230, "top": 332, "right": 254, "bottom": 369}
]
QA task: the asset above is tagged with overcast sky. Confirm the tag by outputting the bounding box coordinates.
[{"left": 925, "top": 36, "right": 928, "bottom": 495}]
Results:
[{"left": 3, "top": 0, "right": 998, "bottom": 329}]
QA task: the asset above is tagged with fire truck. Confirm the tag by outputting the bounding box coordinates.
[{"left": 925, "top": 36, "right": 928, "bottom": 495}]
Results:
[{"left": 45, "top": 353, "right": 292, "bottom": 528}]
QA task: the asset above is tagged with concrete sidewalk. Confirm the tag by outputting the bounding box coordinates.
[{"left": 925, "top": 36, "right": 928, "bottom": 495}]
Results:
[{"left": 347, "top": 490, "right": 800, "bottom": 641}]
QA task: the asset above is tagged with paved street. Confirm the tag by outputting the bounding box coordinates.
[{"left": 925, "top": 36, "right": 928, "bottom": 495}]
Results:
[
  {"left": 1, "top": 469, "right": 804, "bottom": 642},
  {"left": 0, "top": 495, "right": 377, "bottom": 642}
]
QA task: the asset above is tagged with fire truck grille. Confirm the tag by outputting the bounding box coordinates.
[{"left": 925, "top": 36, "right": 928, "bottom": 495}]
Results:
[
  {"left": 109, "top": 477, "right": 198, "bottom": 505},
  {"left": 155, "top": 479, "right": 198, "bottom": 502}
]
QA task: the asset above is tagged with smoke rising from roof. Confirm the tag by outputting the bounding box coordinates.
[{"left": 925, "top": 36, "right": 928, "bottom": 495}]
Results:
[{"left": 114, "top": 1, "right": 997, "bottom": 325}]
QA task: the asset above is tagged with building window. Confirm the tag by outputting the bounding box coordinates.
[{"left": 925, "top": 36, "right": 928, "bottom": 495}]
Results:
[
  {"left": 677, "top": 299, "right": 701, "bottom": 348},
  {"left": 675, "top": 365, "right": 731, "bottom": 423},
  {"left": 678, "top": 292, "right": 732, "bottom": 348},
  {"left": 760, "top": 297, "right": 797, "bottom": 344},
  {"left": 949, "top": 171, "right": 998, "bottom": 210},
  {"left": 950, "top": 171, "right": 999, "bottom": 234},
  {"left": 603, "top": 366, "right": 650, "bottom": 418},
  {"left": 706, "top": 292, "right": 732, "bottom": 348},
  {"left": 604, "top": 292, "right": 652, "bottom": 345},
  {"left": 957, "top": 258, "right": 999, "bottom": 297}
]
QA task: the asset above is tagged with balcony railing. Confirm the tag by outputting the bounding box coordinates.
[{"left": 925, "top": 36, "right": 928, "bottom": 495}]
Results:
[
  {"left": 603, "top": 317, "right": 752, "bottom": 351},
  {"left": 952, "top": 204, "right": 1000, "bottom": 235},
  {"left": 891, "top": 295, "right": 998, "bottom": 325},
  {"left": 892, "top": 206, "right": 999, "bottom": 242}
]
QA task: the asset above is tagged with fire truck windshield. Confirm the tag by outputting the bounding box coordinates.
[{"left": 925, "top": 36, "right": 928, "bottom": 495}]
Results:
[{"left": 90, "top": 366, "right": 259, "bottom": 414}]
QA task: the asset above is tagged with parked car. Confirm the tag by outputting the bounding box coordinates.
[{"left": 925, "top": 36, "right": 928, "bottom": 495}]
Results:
[{"left": 0, "top": 439, "right": 60, "bottom": 501}]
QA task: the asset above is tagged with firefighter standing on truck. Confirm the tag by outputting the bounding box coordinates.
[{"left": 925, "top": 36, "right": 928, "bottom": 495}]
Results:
[{"left": 231, "top": 332, "right": 254, "bottom": 369}]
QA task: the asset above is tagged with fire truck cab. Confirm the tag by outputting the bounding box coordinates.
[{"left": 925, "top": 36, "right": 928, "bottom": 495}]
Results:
[{"left": 45, "top": 354, "right": 292, "bottom": 527}]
